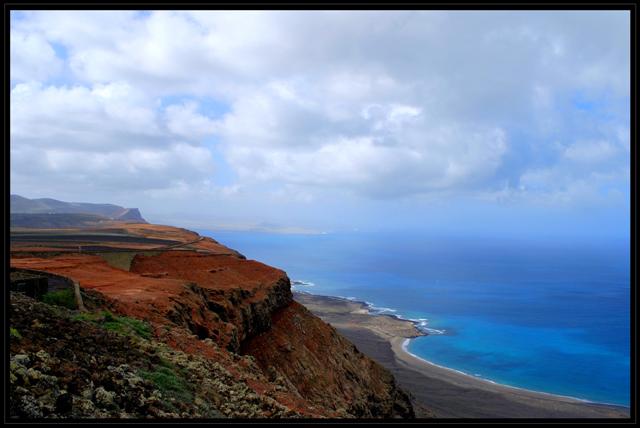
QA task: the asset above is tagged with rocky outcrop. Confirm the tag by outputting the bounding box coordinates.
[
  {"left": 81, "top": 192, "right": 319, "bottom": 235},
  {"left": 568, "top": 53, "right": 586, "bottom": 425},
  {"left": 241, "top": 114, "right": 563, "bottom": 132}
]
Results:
[{"left": 130, "top": 252, "right": 293, "bottom": 352}]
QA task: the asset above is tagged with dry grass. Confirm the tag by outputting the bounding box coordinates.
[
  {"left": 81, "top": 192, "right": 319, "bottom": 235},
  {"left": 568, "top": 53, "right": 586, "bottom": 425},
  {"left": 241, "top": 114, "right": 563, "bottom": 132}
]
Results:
[{"left": 95, "top": 251, "right": 160, "bottom": 271}]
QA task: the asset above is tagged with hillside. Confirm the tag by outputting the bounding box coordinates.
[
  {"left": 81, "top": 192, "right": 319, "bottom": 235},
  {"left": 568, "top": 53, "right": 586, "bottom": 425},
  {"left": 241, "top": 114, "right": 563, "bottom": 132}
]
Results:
[{"left": 9, "top": 223, "right": 416, "bottom": 419}]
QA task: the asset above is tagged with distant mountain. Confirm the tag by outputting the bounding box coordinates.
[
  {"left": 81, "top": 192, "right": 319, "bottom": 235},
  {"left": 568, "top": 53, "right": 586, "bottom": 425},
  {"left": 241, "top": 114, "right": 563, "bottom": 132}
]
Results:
[
  {"left": 10, "top": 195, "right": 50, "bottom": 213},
  {"left": 10, "top": 195, "right": 147, "bottom": 223}
]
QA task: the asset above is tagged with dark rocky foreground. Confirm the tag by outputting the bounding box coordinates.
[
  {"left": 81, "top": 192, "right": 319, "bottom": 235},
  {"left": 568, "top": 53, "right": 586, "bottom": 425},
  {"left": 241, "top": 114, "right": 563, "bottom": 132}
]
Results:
[{"left": 9, "top": 292, "right": 301, "bottom": 419}]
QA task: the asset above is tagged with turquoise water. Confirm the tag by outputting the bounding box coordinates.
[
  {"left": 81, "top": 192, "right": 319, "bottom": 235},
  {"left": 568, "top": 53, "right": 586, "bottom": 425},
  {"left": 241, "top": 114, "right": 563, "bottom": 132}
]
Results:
[{"left": 196, "top": 229, "right": 630, "bottom": 406}]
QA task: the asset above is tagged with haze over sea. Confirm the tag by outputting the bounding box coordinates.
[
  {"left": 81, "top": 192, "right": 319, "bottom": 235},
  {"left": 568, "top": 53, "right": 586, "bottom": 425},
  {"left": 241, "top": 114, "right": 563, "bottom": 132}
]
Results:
[{"left": 198, "top": 229, "right": 630, "bottom": 406}]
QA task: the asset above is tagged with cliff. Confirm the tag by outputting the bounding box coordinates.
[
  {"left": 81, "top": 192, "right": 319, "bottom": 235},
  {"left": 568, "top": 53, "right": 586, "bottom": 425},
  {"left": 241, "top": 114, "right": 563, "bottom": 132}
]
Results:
[
  {"left": 242, "top": 301, "right": 414, "bottom": 417},
  {"left": 9, "top": 225, "right": 415, "bottom": 419}
]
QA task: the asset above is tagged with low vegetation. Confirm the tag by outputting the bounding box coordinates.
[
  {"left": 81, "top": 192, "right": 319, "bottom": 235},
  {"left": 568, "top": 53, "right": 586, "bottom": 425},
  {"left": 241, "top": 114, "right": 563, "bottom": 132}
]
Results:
[
  {"left": 95, "top": 251, "right": 161, "bottom": 271},
  {"left": 73, "top": 310, "right": 152, "bottom": 339},
  {"left": 138, "top": 359, "right": 194, "bottom": 407},
  {"left": 10, "top": 327, "right": 22, "bottom": 339},
  {"left": 41, "top": 288, "right": 76, "bottom": 310}
]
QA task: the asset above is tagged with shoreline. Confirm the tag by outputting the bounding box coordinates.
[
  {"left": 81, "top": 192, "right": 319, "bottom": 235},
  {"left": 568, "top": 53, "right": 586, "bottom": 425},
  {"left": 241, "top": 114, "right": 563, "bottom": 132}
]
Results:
[
  {"left": 293, "top": 290, "right": 630, "bottom": 418},
  {"left": 292, "top": 288, "right": 438, "bottom": 336},
  {"left": 398, "top": 337, "right": 610, "bottom": 406}
]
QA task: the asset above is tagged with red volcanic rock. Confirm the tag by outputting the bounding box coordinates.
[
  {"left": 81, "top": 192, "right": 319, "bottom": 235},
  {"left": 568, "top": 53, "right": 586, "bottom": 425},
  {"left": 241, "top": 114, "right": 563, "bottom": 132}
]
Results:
[
  {"left": 9, "top": 254, "right": 196, "bottom": 326},
  {"left": 130, "top": 252, "right": 292, "bottom": 351}
]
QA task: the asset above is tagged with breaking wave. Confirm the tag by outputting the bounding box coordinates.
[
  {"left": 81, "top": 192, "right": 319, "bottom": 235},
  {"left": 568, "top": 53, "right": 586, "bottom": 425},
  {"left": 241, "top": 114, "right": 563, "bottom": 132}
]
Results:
[{"left": 292, "top": 280, "right": 315, "bottom": 287}]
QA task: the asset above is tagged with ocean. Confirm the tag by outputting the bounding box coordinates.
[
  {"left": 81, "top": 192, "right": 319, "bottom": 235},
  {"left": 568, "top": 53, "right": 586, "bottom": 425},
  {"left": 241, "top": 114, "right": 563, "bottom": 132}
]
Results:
[{"left": 196, "top": 229, "right": 630, "bottom": 406}]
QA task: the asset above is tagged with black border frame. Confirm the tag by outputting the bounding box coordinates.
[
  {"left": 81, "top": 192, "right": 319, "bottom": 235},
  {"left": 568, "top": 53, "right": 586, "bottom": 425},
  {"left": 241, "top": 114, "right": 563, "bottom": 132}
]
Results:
[{"left": 3, "top": 1, "right": 637, "bottom": 424}]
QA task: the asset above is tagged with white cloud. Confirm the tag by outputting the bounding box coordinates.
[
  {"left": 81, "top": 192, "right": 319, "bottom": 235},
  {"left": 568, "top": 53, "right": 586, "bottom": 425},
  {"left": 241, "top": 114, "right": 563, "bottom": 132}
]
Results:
[
  {"left": 10, "top": 80, "right": 215, "bottom": 196},
  {"left": 13, "top": 143, "right": 213, "bottom": 192},
  {"left": 10, "top": 30, "right": 62, "bottom": 82},
  {"left": 9, "top": 10, "right": 630, "bottom": 224},
  {"left": 225, "top": 124, "right": 507, "bottom": 198},
  {"left": 165, "top": 102, "right": 218, "bottom": 141},
  {"left": 563, "top": 140, "right": 619, "bottom": 163},
  {"left": 11, "top": 82, "right": 163, "bottom": 150}
]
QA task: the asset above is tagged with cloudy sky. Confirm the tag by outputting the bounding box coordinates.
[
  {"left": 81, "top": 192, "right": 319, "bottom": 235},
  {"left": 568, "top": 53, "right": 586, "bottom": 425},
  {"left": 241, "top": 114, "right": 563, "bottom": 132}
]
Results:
[{"left": 10, "top": 11, "right": 630, "bottom": 238}]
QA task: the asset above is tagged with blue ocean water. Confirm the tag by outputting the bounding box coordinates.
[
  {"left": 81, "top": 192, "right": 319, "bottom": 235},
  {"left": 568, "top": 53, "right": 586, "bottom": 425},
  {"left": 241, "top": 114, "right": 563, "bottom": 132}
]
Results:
[{"left": 196, "top": 229, "right": 630, "bottom": 406}]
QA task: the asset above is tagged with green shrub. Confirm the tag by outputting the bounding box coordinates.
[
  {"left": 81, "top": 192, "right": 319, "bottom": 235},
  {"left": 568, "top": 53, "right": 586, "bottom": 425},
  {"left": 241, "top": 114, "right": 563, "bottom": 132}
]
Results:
[
  {"left": 95, "top": 252, "right": 136, "bottom": 271},
  {"left": 96, "top": 251, "right": 161, "bottom": 271},
  {"left": 73, "top": 310, "right": 151, "bottom": 339},
  {"left": 72, "top": 310, "right": 110, "bottom": 322},
  {"left": 103, "top": 321, "right": 127, "bottom": 335},
  {"left": 10, "top": 327, "right": 22, "bottom": 339},
  {"left": 42, "top": 288, "right": 77, "bottom": 309},
  {"left": 72, "top": 312, "right": 97, "bottom": 322},
  {"left": 139, "top": 365, "right": 193, "bottom": 404},
  {"left": 118, "top": 316, "right": 151, "bottom": 339}
]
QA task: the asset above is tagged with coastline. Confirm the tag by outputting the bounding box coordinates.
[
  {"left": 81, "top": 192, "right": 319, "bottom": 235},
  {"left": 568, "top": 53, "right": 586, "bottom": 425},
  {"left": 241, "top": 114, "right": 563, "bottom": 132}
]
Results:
[
  {"left": 396, "top": 337, "right": 607, "bottom": 405},
  {"left": 293, "top": 290, "right": 630, "bottom": 418}
]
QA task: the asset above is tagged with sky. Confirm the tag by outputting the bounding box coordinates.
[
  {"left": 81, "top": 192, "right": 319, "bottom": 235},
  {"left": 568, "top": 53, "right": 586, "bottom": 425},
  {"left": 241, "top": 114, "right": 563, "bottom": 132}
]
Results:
[{"left": 10, "top": 11, "right": 631, "bottom": 239}]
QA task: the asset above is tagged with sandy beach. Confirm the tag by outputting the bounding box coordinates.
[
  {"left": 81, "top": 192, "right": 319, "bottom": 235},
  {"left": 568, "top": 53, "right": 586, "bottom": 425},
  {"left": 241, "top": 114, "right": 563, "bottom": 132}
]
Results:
[{"left": 294, "top": 291, "right": 630, "bottom": 419}]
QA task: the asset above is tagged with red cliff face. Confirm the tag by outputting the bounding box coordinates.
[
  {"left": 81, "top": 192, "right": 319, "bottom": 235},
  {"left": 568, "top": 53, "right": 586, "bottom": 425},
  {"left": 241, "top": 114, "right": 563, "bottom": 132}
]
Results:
[
  {"left": 242, "top": 302, "right": 415, "bottom": 418},
  {"left": 10, "top": 231, "right": 414, "bottom": 419},
  {"left": 130, "top": 252, "right": 292, "bottom": 352}
]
